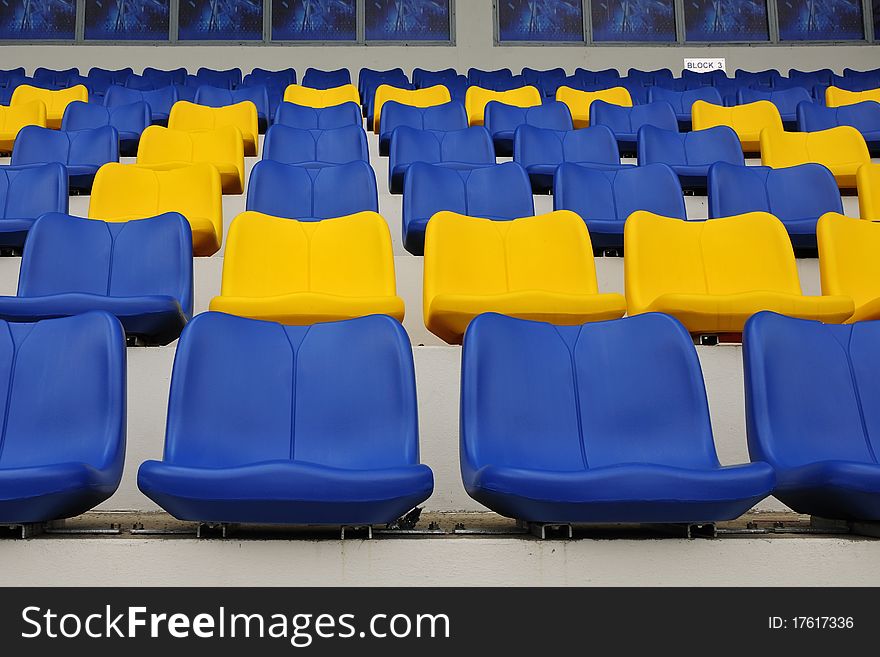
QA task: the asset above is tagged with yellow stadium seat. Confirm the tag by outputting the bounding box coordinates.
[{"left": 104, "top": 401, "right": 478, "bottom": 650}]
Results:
[
  {"left": 282, "top": 84, "right": 360, "bottom": 109},
  {"left": 817, "top": 212, "right": 880, "bottom": 323},
  {"left": 423, "top": 210, "right": 627, "bottom": 344},
  {"left": 555, "top": 86, "right": 632, "bottom": 129},
  {"left": 11, "top": 84, "right": 88, "bottom": 129},
  {"left": 760, "top": 126, "right": 869, "bottom": 188},
  {"left": 136, "top": 125, "right": 245, "bottom": 195},
  {"left": 0, "top": 101, "right": 46, "bottom": 151},
  {"left": 624, "top": 211, "right": 853, "bottom": 334},
  {"left": 464, "top": 86, "right": 542, "bottom": 127},
  {"left": 89, "top": 163, "right": 223, "bottom": 257},
  {"left": 373, "top": 84, "right": 451, "bottom": 134},
  {"left": 825, "top": 86, "right": 880, "bottom": 107},
  {"left": 857, "top": 163, "right": 880, "bottom": 220},
  {"left": 691, "top": 100, "right": 782, "bottom": 152},
  {"left": 168, "top": 100, "right": 258, "bottom": 156},
  {"left": 210, "top": 211, "right": 404, "bottom": 324}
]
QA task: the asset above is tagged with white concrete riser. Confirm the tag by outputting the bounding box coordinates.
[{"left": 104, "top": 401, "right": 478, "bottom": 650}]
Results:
[{"left": 1, "top": 127, "right": 871, "bottom": 516}]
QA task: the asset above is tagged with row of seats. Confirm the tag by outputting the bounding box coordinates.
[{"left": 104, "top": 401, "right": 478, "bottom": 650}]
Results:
[
  {"left": 2, "top": 310, "right": 878, "bottom": 527},
  {"left": 5, "top": 194, "right": 880, "bottom": 346}
]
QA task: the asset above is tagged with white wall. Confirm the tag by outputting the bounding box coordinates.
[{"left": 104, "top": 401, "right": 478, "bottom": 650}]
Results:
[{"left": 0, "top": 1, "right": 876, "bottom": 76}]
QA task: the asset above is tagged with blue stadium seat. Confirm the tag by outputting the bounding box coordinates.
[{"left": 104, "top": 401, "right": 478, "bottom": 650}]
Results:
[
  {"left": 243, "top": 68, "right": 297, "bottom": 88},
  {"left": 33, "top": 67, "right": 80, "bottom": 89},
  {"left": 358, "top": 67, "right": 406, "bottom": 99},
  {"left": 513, "top": 124, "right": 630, "bottom": 194},
  {"left": 619, "top": 80, "right": 650, "bottom": 104},
  {"left": 521, "top": 67, "right": 567, "bottom": 98},
  {"left": 12, "top": 126, "right": 118, "bottom": 193},
  {"left": 86, "top": 68, "right": 133, "bottom": 97},
  {"left": 738, "top": 87, "right": 812, "bottom": 124},
  {"left": 0, "top": 312, "right": 126, "bottom": 525},
  {"left": 0, "top": 213, "right": 191, "bottom": 345},
  {"left": 573, "top": 68, "right": 621, "bottom": 87},
  {"left": 262, "top": 124, "right": 368, "bottom": 167},
  {"left": 734, "top": 69, "right": 782, "bottom": 89},
  {"left": 138, "top": 312, "right": 433, "bottom": 526},
  {"left": 468, "top": 68, "right": 513, "bottom": 88},
  {"left": 105, "top": 85, "right": 178, "bottom": 124},
  {"left": 274, "top": 101, "right": 362, "bottom": 130},
  {"left": 744, "top": 311, "right": 880, "bottom": 521},
  {"left": 402, "top": 162, "right": 533, "bottom": 255},
  {"left": 194, "top": 84, "right": 271, "bottom": 129},
  {"left": 302, "top": 68, "right": 352, "bottom": 90},
  {"left": 196, "top": 67, "right": 242, "bottom": 90},
  {"left": 648, "top": 86, "right": 723, "bottom": 124},
  {"left": 441, "top": 75, "right": 470, "bottom": 103},
  {"left": 484, "top": 101, "right": 573, "bottom": 156},
  {"left": 412, "top": 68, "right": 459, "bottom": 89},
  {"left": 388, "top": 126, "right": 495, "bottom": 194},
  {"left": 0, "top": 68, "right": 26, "bottom": 88},
  {"left": 246, "top": 160, "right": 378, "bottom": 220},
  {"left": 461, "top": 312, "right": 775, "bottom": 524},
  {"left": 638, "top": 124, "right": 744, "bottom": 190},
  {"left": 143, "top": 67, "right": 187, "bottom": 87},
  {"left": 590, "top": 100, "right": 678, "bottom": 151},
  {"left": 379, "top": 100, "right": 468, "bottom": 156},
  {"left": 626, "top": 68, "right": 674, "bottom": 87},
  {"left": 124, "top": 74, "right": 160, "bottom": 91},
  {"left": 708, "top": 161, "right": 842, "bottom": 251},
  {"left": 789, "top": 69, "right": 834, "bottom": 89},
  {"left": 0, "top": 163, "right": 68, "bottom": 249},
  {"left": 173, "top": 84, "right": 196, "bottom": 103},
  {"left": 837, "top": 70, "right": 880, "bottom": 90},
  {"left": 681, "top": 69, "right": 729, "bottom": 88},
  {"left": 798, "top": 101, "right": 880, "bottom": 152},
  {"left": 62, "top": 100, "right": 150, "bottom": 156},
  {"left": 554, "top": 162, "right": 686, "bottom": 251}
]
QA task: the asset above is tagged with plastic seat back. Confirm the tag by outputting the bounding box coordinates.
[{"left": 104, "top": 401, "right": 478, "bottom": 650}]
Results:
[
  {"left": 638, "top": 125, "right": 744, "bottom": 169},
  {"left": 0, "top": 163, "right": 68, "bottom": 219},
  {"left": 826, "top": 86, "right": 880, "bottom": 108},
  {"left": 461, "top": 311, "right": 719, "bottom": 477},
  {"left": 743, "top": 312, "right": 880, "bottom": 470},
  {"left": 798, "top": 101, "right": 880, "bottom": 134},
  {"left": 62, "top": 100, "right": 151, "bottom": 137},
  {"left": 468, "top": 68, "right": 513, "bottom": 88},
  {"left": 89, "top": 163, "right": 222, "bottom": 239},
  {"left": 555, "top": 163, "right": 686, "bottom": 224},
  {"left": 0, "top": 312, "right": 125, "bottom": 485},
  {"left": 760, "top": 126, "right": 870, "bottom": 173},
  {"left": 738, "top": 87, "right": 812, "bottom": 117},
  {"left": 87, "top": 68, "right": 133, "bottom": 94},
  {"left": 262, "top": 124, "right": 368, "bottom": 165},
  {"left": 143, "top": 68, "right": 187, "bottom": 86},
  {"left": 163, "top": 311, "right": 418, "bottom": 471},
  {"left": 20, "top": 212, "right": 192, "bottom": 317},
  {"left": 708, "top": 162, "right": 842, "bottom": 223},
  {"left": 413, "top": 68, "right": 458, "bottom": 89},
  {"left": 648, "top": 86, "right": 722, "bottom": 118},
  {"left": 11, "top": 85, "right": 89, "bottom": 127},
  {"left": 283, "top": 84, "right": 360, "bottom": 108},
  {"left": 373, "top": 84, "right": 450, "bottom": 133},
  {"left": 514, "top": 124, "right": 621, "bottom": 169},
  {"left": 195, "top": 85, "right": 270, "bottom": 121},
  {"left": 624, "top": 212, "right": 802, "bottom": 312},
  {"left": 33, "top": 67, "right": 80, "bottom": 88},
  {"left": 627, "top": 68, "right": 674, "bottom": 87},
  {"left": 0, "top": 101, "right": 48, "bottom": 138},
  {"left": 590, "top": 100, "right": 678, "bottom": 136},
  {"left": 12, "top": 125, "right": 119, "bottom": 170},
  {"left": 196, "top": 68, "right": 242, "bottom": 90},
  {"left": 424, "top": 211, "right": 601, "bottom": 305},
  {"left": 789, "top": 69, "right": 834, "bottom": 88},
  {"left": 556, "top": 86, "right": 633, "bottom": 129},
  {"left": 105, "top": 85, "right": 178, "bottom": 119},
  {"left": 220, "top": 211, "right": 396, "bottom": 303},
  {"left": 244, "top": 68, "right": 296, "bottom": 88},
  {"left": 137, "top": 125, "right": 243, "bottom": 177},
  {"left": 573, "top": 68, "right": 622, "bottom": 87},
  {"left": 391, "top": 126, "right": 495, "bottom": 168},
  {"left": 246, "top": 160, "right": 378, "bottom": 220},
  {"left": 464, "top": 86, "right": 542, "bottom": 126},
  {"left": 817, "top": 213, "right": 880, "bottom": 314},
  {"left": 735, "top": 69, "right": 781, "bottom": 89},
  {"left": 857, "top": 163, "right": 880, "bottom": 220},
  {"left": 168, "top": 100, "right": 258, "bottom": 153},
  {"left": 691, "top": 100, "right": 783, "bottom": 149},
  {"left": 484, "top": 101, "right": 573, "bottom": 138},
  {"left": 380, "top": 101, "right": 468, "bottom": 142},
  {"left": 274, "top": 101, "right": 361, "bottom": 129},
  {"left": 302, "top": 68, "right": 351, "bottom": 90}
]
